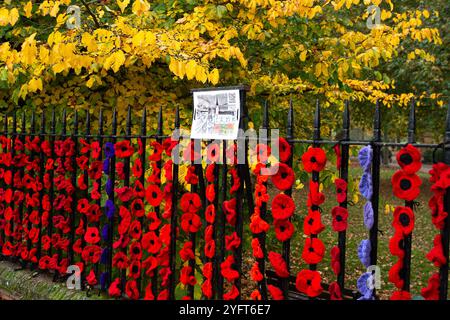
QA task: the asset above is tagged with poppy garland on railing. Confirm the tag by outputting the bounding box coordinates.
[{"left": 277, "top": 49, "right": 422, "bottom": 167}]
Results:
[
  {"left": 220, "top": 143, "right": 241, "bottom": 300},
  {"left": 0, "top": 136, "right": 12, "bottom": 256},
  {"left": 356, "top": 145, "right": 375, "bottom": 300},
  {"left": 295, "top": 146, "right": 327, "bottom": 298},
  {"left": 421, "top": 162, "right": 449, "bottom": 300},
  {"left": 388, "top": 144, "right": 422, "bottom": 300}
]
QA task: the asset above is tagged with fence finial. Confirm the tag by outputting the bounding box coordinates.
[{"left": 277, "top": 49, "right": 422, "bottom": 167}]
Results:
[
  {"left": 408, "top": 98, "right": 416, "bottom": 144},
  {"left": 373, "top": 100, "right": 381, "bottom": 141},
  {"left": 40, "top": 112, "right": 45, "bottom": 134},
  {"left": 31, "top": 110, "right": 36, "bottom": 132},
  {"left": 313, "top": 99, "right": 321, "bottom": 141},
  {"left": 112, "top": 109, "right": 117, "bottom": 135},
  {"left": 62, "top": 108, "right": 67, "bottom": 135},
  {"left": 21, "top": 112, "right": 26, "bottom": 133},
  {"left": 287, "top": 97, "right": 294, "bottom": 139},
  {"left": 263, "top": 100, "right": 269, "bottom": 129},
  {"left": 126, "top": 106, "right": 132, "bottom": 135},
  {"left": 98, "top": 108, "right": 103, "bottom": 135},
  {"left": 85, "top": 110, "right": 90, "bottom": 135},
  {"left": 141, "top": 107, "right": 147, "bottom": 135},
  {"left": 157, "top": 106, "right": 163, "bottom": 136},
  {"left": 175, "top": 106, "right": 180, "bottom": 128},
  {"left": 73, "top": 111, "right": 78, "bottom": 135},
  {"left": 51, "top": 107, "right": 56, "bottom": 134}
]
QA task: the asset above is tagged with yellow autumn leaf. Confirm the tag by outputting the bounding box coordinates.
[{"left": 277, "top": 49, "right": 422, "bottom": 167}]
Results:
[
  {"left": 132, "top": 0, "right": 150, "bottom": 16},
  {"left": 208, "top": 68, "right": 219, "bottom": 85},
  {"left": 112, "top": 50, "right": 126, "bottom": 73},
  {"left": 28, "top": 78, "right": 43, "bottom": 93},
  {"left": 195, "top": 65, "right": 208, "bottom": 83},
  {"left": 24, "top": 1, "right": 33, "bottom": 18},
  {"left": 353, "top": 192, "right": 359, "bottom": 204},
  {"left": 9, "top": 8, "right": 19, "bottom": 26},
  {"left": 185, "top": 60, "right": 197, "bottom": 80},
  {"left": 117, "top": 0, "right": 130, "bottom": 13},
  {"left": 300, "top": 51, "right": 307, "bottom": 62}
]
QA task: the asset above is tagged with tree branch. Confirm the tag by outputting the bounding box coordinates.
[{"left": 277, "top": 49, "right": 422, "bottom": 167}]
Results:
[{"left": 80, "top": 0, "right": 102, "bottom": 28}]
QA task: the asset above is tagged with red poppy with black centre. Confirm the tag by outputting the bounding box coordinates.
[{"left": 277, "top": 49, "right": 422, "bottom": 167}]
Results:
[
  {"left": 303, "top": 209, "right": 325, "bottom": 236},
  {"left": 180, "top": 193, "right": 202, "bottom": 213},
  {"left": 148, "top": 141, "right": 163, "bottom": 162},
  {"left": 145, "top": 184, "right": 163, "bottom": 207},
  {"left": 205, "top": 163, "right": 216, "bottom": 183},
  {"left": 128, "top": 260, "right": 142, "bottom": 279},
  {"left": 271, "top": 193, "right": 295, "bottom": 220},
  {"left": 396, "top": 144, "right": 422, "bottom": 174},
  {"left": 388, "top": 259, "right": 405, "bottom": 289},
  {"left": 277, "top": 137, "right": 291, "bottom": 163},
  {"left": 204, "top": 239, "right": 215, "bottom": 258},
  {"left": 307, "top": 180, "right": 325, "bottom": 207},
  {"left": 81, "top": 245, "right": 102, "bottom": 264},
  {"left": 392, "top": 170, "right": 421, "bottom": 201},
  {"left": 147, "top": 211, "right": 161, "bottom": 231},
  {"left": 392, "top": 206, "right": 415, "bottom": 235},
  {"left": 301, "top": 147, "right": 327, "bottom": 173},
  {"left": 129, "top": 220, "right": 142, "bottom": 240},
  {"left": 181, "top": 212, "right": 202, "bottom": 233},
  {"left": 131, "top": 199, "right": 145, "bottom": 218},
  {"left": 133, "top": 180, "right": 145, "bottom": 198},
  {"left": 274, "top": 219, "right": 295, "bottom": 242},
  {"left": 115, "top": 140, "right": 134, "bottom": 158},
  {"left": 331, "top": 206, "right": 348, "bottom": 232},
  {"left": 334, "top": 178, "right": 347, "bottom": 203},
  {"left": 132, "top": 158, "right": 143, "bottom": 178},
  {"left": 125, "top": 280, "right": 140, "bottom": 300},
  {"left": 205, "top": 204, "right": 215, "bottom": 224},
  {"left": 428, "top": 194, "right": 448, "bottom": 230},
  {"left": 389, "top": 232, "right": 406, "bottom": 258},
  {"left": 179, "top": 241, "right": 195, "bottom": 261},
  {"left": 141, "top": 231, "right": 162, "bottom": 254},
  {"left": 84, "top": 226, "right": 100, "bottom": 244},
  {"left": 88, "top": 161, "right": 103, "bottom": 180},
  {"left": 129, "top": 242, "right": 143, "bottom": 260},
  {"left": 295, "top": 270, "right": 323, "bottom": 297},
  {"left": 271, "top": 163, "right": 294, "bottom": 191},
  {"left": 206, "top": 184, "right": 215, "bottom": 203},
  {"left": 206, "top": 143, "right": 220, "bottom": 163},
  {"left": 302, "top": 237, "right": 325, "bottom": 264}
]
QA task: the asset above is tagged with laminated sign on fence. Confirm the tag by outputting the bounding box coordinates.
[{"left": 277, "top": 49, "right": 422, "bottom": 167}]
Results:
[{"left": 190, "top": 88, "right": 241, "bottom": 140}]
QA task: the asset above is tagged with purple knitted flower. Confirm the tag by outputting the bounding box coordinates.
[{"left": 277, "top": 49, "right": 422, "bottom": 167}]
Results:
[
  {"left": 358, "top": 145, "right": 373, "bottom": 172},
  {"left": 363, "top": 201, "right": 374, "bottom": 230},
  {"left": 357, "top": 272, "right": 374, "bottom": 300},
  {"left": 105, "top": 199, "right": 115, "bottom": 219},
  {"left": 106, "top": 178, "right": 114, "bottom": 197},
  {"left": 358, "top": 239, "right": 371, "bottom": 268},
  {"left": 104, "top": 142, "right": 115, "bottom": 158},
  {"left": 359, "top": 172, "right": 373, "bottom": 200},
  {"left": 103, "top": 158, "right": 110, "bottom": 174}
]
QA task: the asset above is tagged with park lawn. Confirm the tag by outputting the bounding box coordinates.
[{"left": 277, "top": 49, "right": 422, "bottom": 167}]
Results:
[{"left": 240, "top": 165, "right": 443, "bottom": 300}]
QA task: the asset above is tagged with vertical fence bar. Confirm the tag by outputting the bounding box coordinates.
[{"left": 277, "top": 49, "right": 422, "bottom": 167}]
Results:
[
  {"left": 80, "top": 111, "right": 90, "bottom": 279},
  {"left": 9, "top": 111, "right": 17, "bottom": 248},
  {"left": 25, "top": 112, "right": 36, "bottom": 266},
  {"left": 47, "top": 108, "right": 56, "bottom": 257},
  {"left": 281, "top": 98, "right": 294, "bottom": 298},
  {"left": 439, "top": 102, "right": 450, "bottom": 300},
  {"left": 402, "top": 99, "right": 416, "bottom": 292},
  {"left": 310, "top": 100, "right": 321, "bottom": 271},
  {"left": 95, "top": 109, "right": 103, "bottom": 279},
  {"left": 216, "top": 139, "right": 227, "bottom": 299},
  {"left": 337, "top": 101, "right": 350, "bottom": 290},
  {"left": 0, "top": 114, "right": 7, "bottom": 255},
  {"left": 168, "top": 106, "right": 180, "bottom": 300},
  {"left": 137, "top": 107, "right": 146, "bottom": 295},
  {"left": 69, "top": 111, "right": 78, "bottom": 266},
  {"left": 36, "top": 112, "right": 45, "bottom": 264},
  {"left": 107, "top": 109, "right": 118, "bottom": 288},
  {"left": 18, "top": 113, "right": 26, "bottom": 267},
  {"left": 369, "top": 101, "right": 381, "bottom": 288}
]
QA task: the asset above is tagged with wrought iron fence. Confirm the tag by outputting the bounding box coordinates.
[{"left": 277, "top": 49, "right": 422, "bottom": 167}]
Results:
[{"left": 0, "top": 96, "right": 449, "bottom": 300}]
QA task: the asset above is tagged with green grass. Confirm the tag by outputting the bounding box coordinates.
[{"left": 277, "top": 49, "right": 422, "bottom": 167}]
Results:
[{"left": 240, "top": 165, "right": 446, "bottom": 299}]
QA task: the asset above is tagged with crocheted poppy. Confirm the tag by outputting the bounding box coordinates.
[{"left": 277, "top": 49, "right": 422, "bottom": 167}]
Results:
[
  {"left": 392, "top": 206, "right": 415, "bottom": 235},
  {"left": 295, "top": 270, "right": 323, "bottom": 298},
  {"left": 223, "top": 198, "right": 237, "bottom": 226},
  {"left": 84, "top": 226, "right": 100, "bottom": 244},
  {"left": 145, "top": 184, "right": 163, "bottom": 207},
  {"left": 180, "top": 193, "right": 202, "bottom": 214},
  {"left": 141, "top": 231, "right": 162, "bottom": 254},
  {"left": 333, "top": 144, "right": 341, "bottom": 170},
  {"left": 421, "top": 273, "right": 440, "bottom": 300},
  {"left": 271, "top": 163, "right": 294, "bottom": 191},
  {"left": 271, "top": 194, "right": 295, "bottom": 220},
  {"left": 396, "top": 144, "right": 422, "bottom": 174},
  {"left": 331, "top": 206, "right": 348, "bottom": 232},
  {"left": 179, "top": 241, "right": 195, "bottom": 262},
  {"left": 307, "top": 180, "right": 325, "bottom": 207},
  {"left": 225, "top": 232, "right": 241, "bottom": 251},
  {"left": 363, "top": 201, "right": 374, "bottom": 230},
  {"left": 125, "top": 280, "right": 140, "bottom": 300},
  {"left": 358, "top": 145, "right": 372, "bottom": 172},
  {"left": 206, "top": 184, "right": 215, "bottom": 203},
  {"left": 129, "top": 220, "right": 142, "bottom": 240},
  {"left": 205, "top": 163, "right": 216, "bottom": 183},
  {"left": 267, "top": 285, "right": 284, "bottom": 300},
  {"left": 180, "top": 266, "right": 197, "bottom": 286},
  {"left": 220, "top": 255, "right": 239, "bottom": 281},
  {"left": 128, "top": 260, "right": 142, "bottom": 280},
  {"left": 330, "top": 246, "right": 341, "bottom": 275},
  {"left": 115, "top": 186, "right": 135, "bottom": 202},
  {"left": 274, "top": 219, "right": 295, "bottom": 242},
  {"left": 205, "top": 204, "right": 216, "bottom": 224},
  {"left": 392, "top": 170, "right": 421, "bottom": 201},
  {"left": 131, "top": 199, "right": 145, "bottom": 218},
  {"left": 81, "top": 245, "right": 102, "bottom": 264},
  {"left": 388, "top": 259, "right": 405, "bottom": 289},
  {"left": 250, "top": 262, "right": 264, "bottom": 282},
  {"left": 223, "top": 285, "right": 239, "bottom": 300},
  {"left": 359, "top": 172, "right": 373, "bottom": 200},
  {"left": 335, "top": 178, "right": 347, "bottom": 203},
  {"left": 277, "top": 137, "right": 291, "bottom": 163},
  {"left": 251, "top": 238, "right": 264, "bottom": 259},
  {"left": 115, "top": 140, "right": 134, "bottom": 158},
  {"left": 206, "top": 143, "right": 220, "bottom": 163},
  {"left": 148, "top": 141, "right": 163, "bottom": 162},
  {"left": 302, "top": 237, "right": 325, "bottom": 264},
  {"left": 389, "top": 232, "right": 405, "bottom": 258},
  {"left": 428, "top": 194, "right": 448, "bottom": 230},
  {"left": 426, "top": 234, "right": 447, "bottom": 267},
  {"left": 201, "top": 279, "right": 213, "bottom": 299},
  {"left": 301, "top": 147, "right": 327, "bottom": 173},
  {"left": 303, "top": 209, "right": 325, "bottom": 236},
  {"left": 129, "top": 241, "right": 142, "bottom": 261},
  {"left": 329, "top": 281, "right": 343, "bottom": 300},
  {"left": 249, "top": 212, "right": 270, "bottom": 234},
  {"left": 204, "top": 240, "right": 215, "bottom": 258},
  {"left": 254, "top": 183, "right": 269, "bottom": 207},
  {"left": 390, "top": 290, "right": 411, "bottom": 300},
  {"left": 268, "top": 251, "right": 289, "bottom": 278},
  {"left": 181, "top": 212, "right": 202, "bottom": 233},
  {"left": 250, "top": 290, "right": 262, "bottom": 300},
  {"left": 108, "top": 278, "right": 122, "bottom": 298}
]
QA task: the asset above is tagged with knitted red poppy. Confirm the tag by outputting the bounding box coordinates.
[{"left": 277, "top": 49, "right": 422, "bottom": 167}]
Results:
[
  {"left": 84, "top": 226, "right": 100, "bottom": 244},
  {"left": 271, "top": 194, "right": 295, "bottom": 220},
  {"left": 180, "top": 213, "right": 202, "bottom": 233},
  {"left": 250, "top": 262, "right": 264, "bottom": 282},
  {"left": 251, "top": 238, "right": 264, "bottom": 259},
  {"left": 115, "top": 140, "right": 134, "bottom": 158},
  {"left": 302, "top": 237, "right": 325, "bottom": 264},
  {"left": 141, "top": 231, "right": 162, "bottom": 254},
  {"left": 388, "top": 259, "right": 405, "bottom": 289},
  {"left": 277, "top": 137, "right": 291, "bottom": 163},
  {"left": 329, "top": 281, "right": 342, "bottom": 300},
  {"left": 268, "top": 251, "right": 289, "bottom": 278},
  {"left": 389, "top": 232, "right": 405, "bottom": 258},
  {"left": 391, "top": 170, "right": 421, "bottom": 201},
  {"left": 180, "top": 266, "right": 197, "bottom": 286},
  {"left": 331, "top": 206, "right": 348, "bottom": 232},
  {"left": 303, "top": 209, "right": 325, "bottom": 236},
  {"left": 249, "top": 212, "right": 270, "bottom": 234},
  {"left": 180, "top": 193, "right": 202, "bottom": 214},
  {"left": 390, "top": 290, "right": 411, "bottom": 300},
  {"left": 335, "top": 178, "right": 347, "bottom": 203},
  {"left": 330, "top": 246, "right": 341, "bottom": 275},
  {"left": 274, "top": 219, "right": 295, "bottom": 242},
  {"left": 426, "top": 234, "right": 447, "bottom": 267},
  {"left": 421, "top": 273, "right": 440, "bottom": 300},
  {"left": 267, "top": 284, "right": 284, "bottom": 300},
  {"left": 392, "top": 206, "right": 415, "bottom": 235},
  {"left": 295, "top": 270, "right": 323, "bottom": 297},
  {"left": 307, "top": 180, "right": 325, "bottom": 207},
  {"left": 428, "top": 194, "right": 448, "bottom": 230},
  {"left": 396, "top": 144, "right": 422, "bottom": 174},
  {"left": 271, "top": 163, "right": 294, "bottom": 191},
  {"left": 302, "top": 147, "right": 327, "bottom": 173},
  {"left": 125, "top": 280, "right": 140, "bottom": 300},
  {"left": 145, "top": 184, "right": 163, "bottom": 207}
]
